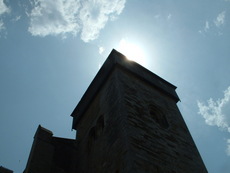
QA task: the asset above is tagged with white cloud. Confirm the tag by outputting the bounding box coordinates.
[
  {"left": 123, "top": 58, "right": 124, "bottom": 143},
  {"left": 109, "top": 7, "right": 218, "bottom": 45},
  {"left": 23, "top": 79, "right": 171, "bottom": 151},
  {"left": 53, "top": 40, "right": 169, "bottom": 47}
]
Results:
[
  {"left": 167, "top": 13, "right": 172, "bottom": 20},
  {"left": 0, "top": 0, "right": 10, "bottom": 32},
  {"left": 198, "top": 86, "right": 230, "bottom": 130},
  {"left": 0, "top": 19, "right": 4, "bottom": 30},
  {"left": 12, "top": 15, "right": 21, "bottom": 22},
  {"left": 204, "top": 21, "right": 209, "bottom": 32},
  {"left": 198, "top": 86, "right": 230, "bottom": 155},
  {"left": 0, "top": 0, "right": 10, "bottom": 15},
  {"left": 227, "top": 139, "right": 230, "bottom": 156},
  {"left": 28, "top": 0, "right": 126, "bottom": 42},
  {"left": 214, "top": 11, "right": 226, "bottom": 27},
  {"left": 154, "top": 14, "right": 160, "bottom": 19},
  {"left": 199, "top": 11, "right": 227, "bottom": 35},
  {"left": 28, "top": 0, "right": 81, "bottom": 37},
  {"left": 199, "top": 21, "right": 210, "bottom": 34},
  {"left": 99, "top": 46, "right": 105, "bottom": 54},
  {"left": 79, "top": 0, "right": 125, "bottom": 42}
]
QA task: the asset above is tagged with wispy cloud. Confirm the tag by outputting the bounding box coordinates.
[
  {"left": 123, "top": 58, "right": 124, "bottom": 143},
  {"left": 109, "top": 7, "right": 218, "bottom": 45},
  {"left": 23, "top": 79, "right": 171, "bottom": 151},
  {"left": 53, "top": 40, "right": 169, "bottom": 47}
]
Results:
[
  {"left": 28, "top": 0, "right": 126, "bottom": 42},
  {"left": 99, "top": 46, "right": 105, "bottom": 54},
  {"left": 227, "top": 139, "right": 230, "bottom": 156},
  {"left": 167, "top": 13, "right": 172, "bottom": 20},
  {"left": 199, "top": 20, "right": 210, "bottom": 34},
  {"left": 199, "top": 11, "right": 227, "bottom": 35},
  {"left": 0, "top": 0, "right": 10, "bottom": 32},
  {"left": 11, "top": 15, "right": 21, "bottom": 22},
  {"left": 204, "top": 21, "right": 209, "bottom": 32},
  {"left": 154, "top": 14, "right": 160, "bottom": 19},
  {"left": 214, "top": 11, "right": 226, "bottom": 27},
  {"left": 0, "top": 20, "right": 4, "bottom": 30},
  {"left": 197, "top": 86, "right": 230, "bottom": 156},
  {"left": 0, "top": 0, "right": 10, "bottom": 15}
]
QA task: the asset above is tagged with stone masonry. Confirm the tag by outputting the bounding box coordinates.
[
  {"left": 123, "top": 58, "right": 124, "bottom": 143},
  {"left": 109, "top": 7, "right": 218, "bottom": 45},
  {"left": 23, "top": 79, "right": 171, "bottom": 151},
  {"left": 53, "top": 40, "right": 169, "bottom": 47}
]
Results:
[
  {"left": 24, "top": 49, "right": 208, "bottom": 173},
  {"left": 71, "top": 49, "right": 208, "bottom": 173},
  {"left": 23, "top": 125, "right": 77, "bottom": 173}
]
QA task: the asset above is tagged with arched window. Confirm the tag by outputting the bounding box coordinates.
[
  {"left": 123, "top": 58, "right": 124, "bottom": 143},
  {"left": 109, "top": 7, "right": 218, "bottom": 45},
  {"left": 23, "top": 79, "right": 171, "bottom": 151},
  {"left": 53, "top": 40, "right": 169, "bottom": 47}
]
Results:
[
  {"left": 88, "top": 114, "right": 105, "bottom": 150},
  {"left": 88, "top": 126, "right": 96, "bottom": 153}
]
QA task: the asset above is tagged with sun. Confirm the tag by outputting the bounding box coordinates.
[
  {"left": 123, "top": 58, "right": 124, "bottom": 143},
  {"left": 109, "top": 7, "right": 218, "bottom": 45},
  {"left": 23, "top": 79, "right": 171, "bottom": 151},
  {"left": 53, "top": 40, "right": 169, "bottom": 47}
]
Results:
[{"left": 117, "top": 39, "right": 146, "bottom": 66}]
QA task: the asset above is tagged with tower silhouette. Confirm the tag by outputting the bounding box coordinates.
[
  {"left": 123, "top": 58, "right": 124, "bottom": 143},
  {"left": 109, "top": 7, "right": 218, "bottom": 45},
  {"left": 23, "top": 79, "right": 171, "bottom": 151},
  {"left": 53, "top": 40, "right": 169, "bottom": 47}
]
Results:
[{"left": 24, "top": 49, "right": 208, "bottom": 173}]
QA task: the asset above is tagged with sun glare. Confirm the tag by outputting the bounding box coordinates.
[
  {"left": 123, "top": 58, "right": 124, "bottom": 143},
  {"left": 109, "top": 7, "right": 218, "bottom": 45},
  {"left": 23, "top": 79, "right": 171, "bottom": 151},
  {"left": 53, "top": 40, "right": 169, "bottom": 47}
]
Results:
[{"left": 117, "top": 39, "right": 146, "bottom": 66}]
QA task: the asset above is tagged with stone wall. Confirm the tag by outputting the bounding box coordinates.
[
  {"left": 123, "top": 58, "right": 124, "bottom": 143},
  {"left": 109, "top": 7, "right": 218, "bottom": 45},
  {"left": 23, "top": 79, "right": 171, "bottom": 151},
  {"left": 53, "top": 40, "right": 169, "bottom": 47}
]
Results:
[
  {"left": 24, "top": 50, "right": 208, "bottom": 173},
  {"left": 23, "top": 125, "right": 77, "bottom": 173},
  {"left": 74, "top": 64, "right": 208, "bottom": 173},
  {"left": 119, "top": 67, "right": 208, "bottom": 173},
  {"left": 0, "top": 166, "right": 13, "bottom": 173},
  {"left": 74, "top": 68, "right": 129, "bottom": 173}
]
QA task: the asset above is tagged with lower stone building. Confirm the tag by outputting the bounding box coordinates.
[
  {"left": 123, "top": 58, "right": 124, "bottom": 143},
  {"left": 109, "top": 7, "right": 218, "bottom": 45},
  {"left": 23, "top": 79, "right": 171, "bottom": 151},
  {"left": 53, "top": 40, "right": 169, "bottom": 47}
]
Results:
[
  {"left": 24, "top": 49, "right": 208, "bottom": 173},
  {"left": 23, "top": 125, "right": 77, "bottom": 173},
  {"left": 0, "top": 166, "right": 13, "bottom": 173}
]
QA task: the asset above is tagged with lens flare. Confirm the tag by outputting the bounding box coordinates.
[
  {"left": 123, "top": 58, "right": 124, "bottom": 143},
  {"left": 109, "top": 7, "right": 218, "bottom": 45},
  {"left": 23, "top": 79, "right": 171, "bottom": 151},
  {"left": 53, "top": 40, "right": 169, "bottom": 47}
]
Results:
[{"left": 117, "top": 39, "right": 146, "bottom": 66}]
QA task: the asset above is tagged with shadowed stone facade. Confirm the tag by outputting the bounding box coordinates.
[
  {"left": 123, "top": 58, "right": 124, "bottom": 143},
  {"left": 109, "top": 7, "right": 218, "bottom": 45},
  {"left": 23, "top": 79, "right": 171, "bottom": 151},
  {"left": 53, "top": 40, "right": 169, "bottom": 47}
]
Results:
[
  {"left": 0, "top": 166, "right": 13, "bottom": 173},
  {"left": 23, "top": 125, "right": 77, "bottom": 173},
  {"left": 24, "top": 49, "right": 208, "bottom": 173}
]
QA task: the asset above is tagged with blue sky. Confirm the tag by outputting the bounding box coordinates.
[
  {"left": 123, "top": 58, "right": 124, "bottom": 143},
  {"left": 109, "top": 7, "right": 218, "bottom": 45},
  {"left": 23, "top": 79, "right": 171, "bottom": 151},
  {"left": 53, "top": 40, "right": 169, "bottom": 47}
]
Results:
[{"left": 0, "top": 0, "right": 230, "bottom": 172}]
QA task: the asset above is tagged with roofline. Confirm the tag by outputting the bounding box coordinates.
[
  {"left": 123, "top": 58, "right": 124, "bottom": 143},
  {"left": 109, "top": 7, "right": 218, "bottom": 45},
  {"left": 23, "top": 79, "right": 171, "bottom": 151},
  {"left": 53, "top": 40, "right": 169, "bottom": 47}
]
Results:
[{"left": 70, "top": 49, "right": 180, "bottom": 130}]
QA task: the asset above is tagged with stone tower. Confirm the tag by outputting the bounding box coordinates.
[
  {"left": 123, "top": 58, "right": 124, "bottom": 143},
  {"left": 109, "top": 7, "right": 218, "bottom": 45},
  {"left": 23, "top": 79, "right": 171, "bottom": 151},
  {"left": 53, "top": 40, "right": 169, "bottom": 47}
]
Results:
[{"left": 70, "top": 49, "right": 208, "bottom": 173}]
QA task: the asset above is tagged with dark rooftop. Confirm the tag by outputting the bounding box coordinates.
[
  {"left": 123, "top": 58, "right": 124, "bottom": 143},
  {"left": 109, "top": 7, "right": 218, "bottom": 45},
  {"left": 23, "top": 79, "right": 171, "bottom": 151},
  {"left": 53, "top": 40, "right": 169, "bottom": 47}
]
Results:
[{"left": 71, "top": 49, "right": 180, "bottom": 130}]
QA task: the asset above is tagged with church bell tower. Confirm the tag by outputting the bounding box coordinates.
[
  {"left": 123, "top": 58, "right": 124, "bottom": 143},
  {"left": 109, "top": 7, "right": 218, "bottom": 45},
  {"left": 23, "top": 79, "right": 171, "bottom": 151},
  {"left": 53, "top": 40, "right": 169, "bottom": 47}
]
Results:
[{"left": 71, "top": 49, "right": 208, "bottom": 173}]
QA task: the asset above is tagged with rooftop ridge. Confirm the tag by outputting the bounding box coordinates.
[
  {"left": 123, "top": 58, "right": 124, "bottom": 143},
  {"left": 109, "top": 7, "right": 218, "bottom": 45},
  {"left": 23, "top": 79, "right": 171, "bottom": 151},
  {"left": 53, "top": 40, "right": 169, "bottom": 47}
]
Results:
[{"left": 71, "top": 49, "right": 180, "bottom": 129}]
